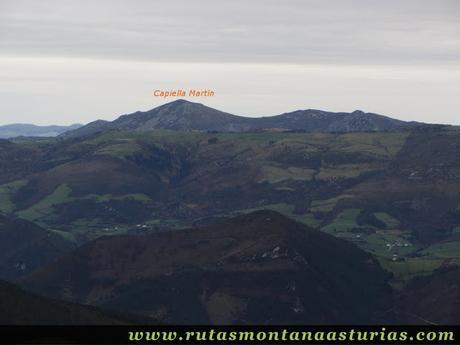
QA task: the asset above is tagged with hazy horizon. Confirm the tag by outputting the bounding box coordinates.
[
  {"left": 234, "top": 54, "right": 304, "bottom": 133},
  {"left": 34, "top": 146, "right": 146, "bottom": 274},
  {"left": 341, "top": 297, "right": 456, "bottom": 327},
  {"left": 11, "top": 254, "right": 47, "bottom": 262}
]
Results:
[{"left": 1, "top": 0, "right": 459, "bottom": 126}]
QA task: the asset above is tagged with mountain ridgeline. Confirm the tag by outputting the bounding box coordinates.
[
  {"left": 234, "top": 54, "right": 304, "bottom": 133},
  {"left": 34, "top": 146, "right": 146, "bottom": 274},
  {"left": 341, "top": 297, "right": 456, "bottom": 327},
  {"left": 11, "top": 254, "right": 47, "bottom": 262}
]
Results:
[
  {"left": 62, "top": 100, "right": 427, "bottom": 138},
  {"left": 0, "top": 123, "right": 82, "bottom": 139}
]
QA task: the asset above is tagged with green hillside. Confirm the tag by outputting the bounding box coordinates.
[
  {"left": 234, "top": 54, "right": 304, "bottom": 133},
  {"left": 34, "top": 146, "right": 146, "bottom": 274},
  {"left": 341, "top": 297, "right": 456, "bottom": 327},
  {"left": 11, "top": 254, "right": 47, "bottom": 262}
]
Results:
[{"left": 0, "top": 126, "right": 459, "bottom": 286}]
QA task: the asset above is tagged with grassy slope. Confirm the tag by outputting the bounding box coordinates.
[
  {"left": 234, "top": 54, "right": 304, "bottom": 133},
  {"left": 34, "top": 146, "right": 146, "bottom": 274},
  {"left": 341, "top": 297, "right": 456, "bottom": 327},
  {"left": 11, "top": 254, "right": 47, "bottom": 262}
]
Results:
[{"left": 1, "top": 128, "right": 459, "bottom": 287}]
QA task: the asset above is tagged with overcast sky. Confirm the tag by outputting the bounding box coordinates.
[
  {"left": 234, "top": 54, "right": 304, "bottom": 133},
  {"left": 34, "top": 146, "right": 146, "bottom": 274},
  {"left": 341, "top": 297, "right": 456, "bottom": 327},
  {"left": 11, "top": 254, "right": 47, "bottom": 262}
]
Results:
[{"left": 0, "top": 0, "right": 459, "bottom": 125}]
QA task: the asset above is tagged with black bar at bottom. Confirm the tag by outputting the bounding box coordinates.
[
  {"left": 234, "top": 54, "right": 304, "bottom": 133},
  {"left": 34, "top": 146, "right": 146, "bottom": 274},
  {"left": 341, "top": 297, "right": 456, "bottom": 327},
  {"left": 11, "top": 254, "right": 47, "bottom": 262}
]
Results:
[{"left": 0, "top": 325, "right": 458, "bottom": 345}]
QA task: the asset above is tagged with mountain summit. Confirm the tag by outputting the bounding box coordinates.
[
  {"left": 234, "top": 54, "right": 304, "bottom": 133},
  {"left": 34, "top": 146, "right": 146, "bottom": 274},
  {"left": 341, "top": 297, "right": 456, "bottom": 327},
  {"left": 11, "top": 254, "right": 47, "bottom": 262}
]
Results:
[
  {"left": 110, "top": 99, "right": 252, "bottom": 131},
  {"left": 63, "top": 100, "right": 425, "bottom": 138}
]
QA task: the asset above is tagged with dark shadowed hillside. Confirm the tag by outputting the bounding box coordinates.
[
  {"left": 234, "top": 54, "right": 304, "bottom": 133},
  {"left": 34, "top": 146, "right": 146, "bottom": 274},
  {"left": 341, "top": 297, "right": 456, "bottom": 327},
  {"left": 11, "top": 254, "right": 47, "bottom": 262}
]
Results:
[
  {"left": 396, "top": 266, "right": 460, "bottom": 325},
  {"left": 0, "top": 139, "right": 47, "bottom": 184},
  {"left": 0, "top": 214, "right": 74, "bottom": 280},
  {"left": 22, "top": 211, "right": 392, "bottom": 324},
  {"left": 0, "top": 280, "right": 133, "bottom": 325}
]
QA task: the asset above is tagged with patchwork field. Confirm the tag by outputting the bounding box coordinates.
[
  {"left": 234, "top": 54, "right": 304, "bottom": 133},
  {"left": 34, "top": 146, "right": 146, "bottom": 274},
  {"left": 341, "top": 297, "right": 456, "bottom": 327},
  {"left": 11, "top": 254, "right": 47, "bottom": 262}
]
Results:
[{"left": 0, "top": 127, "right": 459, "bottom": 287}]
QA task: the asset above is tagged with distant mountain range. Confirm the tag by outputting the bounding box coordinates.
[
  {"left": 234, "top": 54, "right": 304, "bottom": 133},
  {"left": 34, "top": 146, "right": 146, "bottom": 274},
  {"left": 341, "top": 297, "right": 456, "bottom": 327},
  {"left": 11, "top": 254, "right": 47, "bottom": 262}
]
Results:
[
  {"left": 63, "top": 100, "right": 428, "bottom": 138},
  {"left": 0, "top": 123, "right": 82, "bottom": 139},
  {"left": 1, "top": 101, "right": 432, "bottom": 139}
]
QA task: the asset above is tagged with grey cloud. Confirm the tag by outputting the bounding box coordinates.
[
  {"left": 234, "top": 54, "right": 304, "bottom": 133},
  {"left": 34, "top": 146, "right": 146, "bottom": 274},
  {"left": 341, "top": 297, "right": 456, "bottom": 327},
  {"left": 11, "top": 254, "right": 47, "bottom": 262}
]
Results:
[
  {"left": 1, "top": 0, "right": 459, "bottom": 65},
  {"left": 0, "top": 0, "right": 459, "bottom": 126}
]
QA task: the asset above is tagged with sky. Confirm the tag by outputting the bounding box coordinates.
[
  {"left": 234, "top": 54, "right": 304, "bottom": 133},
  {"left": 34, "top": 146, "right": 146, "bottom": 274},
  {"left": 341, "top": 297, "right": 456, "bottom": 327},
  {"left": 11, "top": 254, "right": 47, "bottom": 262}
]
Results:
[{"left": 0, "top": 0, "right": 459, "bottom": 125}]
